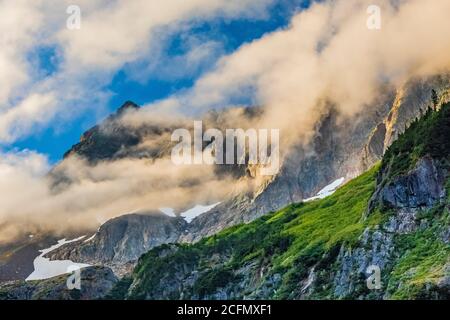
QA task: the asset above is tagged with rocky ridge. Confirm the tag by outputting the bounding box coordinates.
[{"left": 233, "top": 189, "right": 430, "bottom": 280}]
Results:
[
  {"left": 1, "top": 93, "right": 449, "bottom": 300},
  {"left": 47, "top": 76, "right": 449, "bottom": 275},
  {"left": 115, "top": 101, "right": 449, "bottom": 300}
]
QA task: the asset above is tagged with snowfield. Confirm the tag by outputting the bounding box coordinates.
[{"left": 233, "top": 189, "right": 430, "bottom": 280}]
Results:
[{"left": 26, "top": 236, "right": 90, "bottom": 281}]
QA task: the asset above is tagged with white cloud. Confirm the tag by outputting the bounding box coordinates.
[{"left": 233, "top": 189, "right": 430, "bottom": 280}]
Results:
[
  {"left": 0, "top": 149, "right": 50, "bottom": 177},
  {"left": 57, "top": 0, "right": 272, "bottom": 69},
  {"left": 0, "top": 0, "right": 274, "bottom": 144},
  {"left": 129, "top": 0, "right": 450, "bottom": 147},
  {"left": 0, "top": 151, "right": 253, "bottom": 243},
  {"left": 0, "top": 93, "right": 57, "bottom": 142},
  {"left": 0, "top": 0, "right": 44, "bottom": 106}
]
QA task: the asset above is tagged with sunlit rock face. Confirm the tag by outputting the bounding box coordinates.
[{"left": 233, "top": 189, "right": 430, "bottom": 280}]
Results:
[
  {"left": 362, "top": 74, "right": 450, "bottom": 169},
  {"left": 379, "top": 157, "right": 447, "bottom": 210}
]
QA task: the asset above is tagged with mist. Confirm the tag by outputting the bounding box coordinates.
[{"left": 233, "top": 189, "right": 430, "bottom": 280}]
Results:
[
  {"left": 124, "top": 0, "right": 450, "bottom": 147},
  {"left": 0, "top": 150, "right": 259, "bottom": 243}
]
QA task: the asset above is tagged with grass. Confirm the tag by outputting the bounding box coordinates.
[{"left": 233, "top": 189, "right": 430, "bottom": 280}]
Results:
[
  {"left": 279, "top": 164, "right": 381, "bottom": 268},
  {"left": 126, "top": 163, "right": 382, "bottom": 299}
]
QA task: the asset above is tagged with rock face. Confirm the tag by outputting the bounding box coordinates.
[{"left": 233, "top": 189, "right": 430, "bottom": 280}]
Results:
[
  {"left": 333, "top": 228, "right": 395, "bottom": 299},
  {"left": 59, "top": 100, "right": 182, "bottom": 167},
  {"left": 47, "top": 213, "right": 188, "bottom": 275},
  {"left": 332, "top": 157, "right": 449, "bottom": 298},
  {"left": 0, "top": 236, "right": 57, "bottom": 282},
  {"left": 362, "top": 123, "right": 387, "bottom": 166},
  {"left": 361, "top": 75, "right": 450, "bottom": 169},
  {"left": 63, "top": 101, "right": 141, "bottom": 162},
  {"left": 379, "top": 157, "right": 447, "bottom": 209},
  {"left": 182, "top": 107, "right": 392, "bottom": 242},
  {"left": 0, "top": 266, "right": 117, "bottom": 300}
]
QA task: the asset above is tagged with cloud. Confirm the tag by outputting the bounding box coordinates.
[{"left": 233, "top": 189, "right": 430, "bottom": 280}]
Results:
[
  {"left": 128, "top": 0, "right": 450, "bottom": 147},
  {"left": 0, "top": 0, "right": 277, "bottom": 242},
  {"left": 0, "top": 151, "right": 255, "bottom": 243},
  {"left": 0, "top": 0, "right": 44, "bottom": 105},
  {"left": 0, "top": 93, "right": 57, "bottom": 142},
  {"left": 57, "top": 0, "right": 273, "bottom": 70},
  {"left": 0, "top": 0, "right": 274, "bottom": 145},
  {"left": 0, "top": 149, "right": 50, "bottom": 176},
  {"left": 125, "top": 38, "right": 225, "bottom": 83}
]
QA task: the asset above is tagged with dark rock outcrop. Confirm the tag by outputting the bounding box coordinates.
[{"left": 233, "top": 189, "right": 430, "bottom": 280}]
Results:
[
  {"left": 0, "top": 266, "right": 117, "bottom": 300},
  {"left": 379, "top": 157, "right": 447, "bottom": 209}
]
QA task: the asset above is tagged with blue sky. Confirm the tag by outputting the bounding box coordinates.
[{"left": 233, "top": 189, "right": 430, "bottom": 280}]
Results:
[{"left": 8, "top": 0, "right": 310, "bottom": 163}]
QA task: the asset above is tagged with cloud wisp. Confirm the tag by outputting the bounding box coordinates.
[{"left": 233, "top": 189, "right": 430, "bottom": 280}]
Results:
[
  {"left": 0, "top": 151, "right": 256, "bottom": 243},
  {"left": 127, "top": 0, "right": 450, "bottom": 148}
]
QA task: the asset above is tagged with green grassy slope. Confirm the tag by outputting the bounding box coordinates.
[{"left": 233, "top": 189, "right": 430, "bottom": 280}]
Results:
[{"left": 114, "top": 164, "right": 381, "bottom": 299}]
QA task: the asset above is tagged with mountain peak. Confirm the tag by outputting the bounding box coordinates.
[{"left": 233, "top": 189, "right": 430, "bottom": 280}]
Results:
[{"left": 116, "top": 100, "right": 140, "bottom": 115}]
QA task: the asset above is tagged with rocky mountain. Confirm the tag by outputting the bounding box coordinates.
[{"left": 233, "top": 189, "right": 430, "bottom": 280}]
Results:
[
  {"left": 181, "top": 75, "right": 450, "bottom": 242},
  {"left": 0, "top": 84, "right": 450, "bottom": 299},
  {"left": 44, "top": 76, "right": 450, "bottom": 276},
  {"left": 108, "top": 101, "right": 450, "bottom": 300},
  {"left": 1, "top": 87, "right": 449, "bottom": 300},
  {"left": 361, "top": 75, "right": 450, "bottom": 169},
  {"left": 62, "top": 101, "right": 143, "bottom": 162},
  {"left": 2, "top": 75, "right": 447, "bottom": 285}
]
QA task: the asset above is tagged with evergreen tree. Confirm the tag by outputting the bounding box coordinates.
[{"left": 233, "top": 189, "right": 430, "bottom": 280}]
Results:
[{"left": 431, "top": 89, "right": 438, "bottom": 107}]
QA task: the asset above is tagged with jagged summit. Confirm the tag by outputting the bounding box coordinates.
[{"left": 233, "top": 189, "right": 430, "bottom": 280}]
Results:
[
  {"left": 62, "top": 101, "right": 142, "bottom": 161},
  {"left": 116, "top": 100, "right": 140, "bottom": 116}
]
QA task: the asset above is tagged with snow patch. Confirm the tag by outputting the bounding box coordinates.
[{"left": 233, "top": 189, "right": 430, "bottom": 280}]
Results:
[
  {"left": 180, "top": 203, "right": 220, "bottom": 223},
  {"left": 160, "top": 203, "right": 221, "bottom": 223},
  {"left": 26, "top": 236, "right": 90, "bottom": 281},
  {"left": 83, "top": 234, "right": 96, "bottom": 243},
  {"left": 159, "top": 207, "right": 176, "bottom": 217},
  {"left": 304, "top": 177, "right": 345, "bottom": 202}
]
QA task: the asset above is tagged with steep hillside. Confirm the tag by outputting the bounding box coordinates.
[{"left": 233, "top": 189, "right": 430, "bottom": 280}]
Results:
[
  {"left": 48, "top": 79, "right": 449, "bottom": 275},
  {"left": 118, "top": 165, "right": 383, "bottom": 299},
  {"left": 111, "top": 102, "right": 450, "bottom": 300}
]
